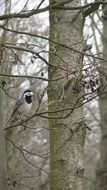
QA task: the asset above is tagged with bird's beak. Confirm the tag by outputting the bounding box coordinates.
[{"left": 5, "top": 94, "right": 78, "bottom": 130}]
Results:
[{"left": 30, "top": 92, "right": 34, "bottom": 96}]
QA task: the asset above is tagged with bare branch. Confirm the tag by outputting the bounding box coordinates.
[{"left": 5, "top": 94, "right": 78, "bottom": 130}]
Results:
[
  {"left": 6, "top": 135, "right": 49, "bottom": 175},
  {"left": 0, "top": 1, "right": 106, "bottom": 20}
]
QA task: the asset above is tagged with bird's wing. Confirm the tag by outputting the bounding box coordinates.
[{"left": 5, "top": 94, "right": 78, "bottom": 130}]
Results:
[
  {"left": 5, "top": 98, "right": 23, "bottom": 126},
  {"left": 11, "top": 98, "right": 23, "bottom": 118}
]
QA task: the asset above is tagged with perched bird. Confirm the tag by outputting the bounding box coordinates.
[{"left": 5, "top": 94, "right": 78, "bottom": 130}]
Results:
[{"left": 7, "top": 89, "right": 33, "bottom": 125}]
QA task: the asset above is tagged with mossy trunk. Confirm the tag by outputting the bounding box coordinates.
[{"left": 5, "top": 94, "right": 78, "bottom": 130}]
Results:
[{"left": 48, "top": 1, "right": 86, "bottom": 190}]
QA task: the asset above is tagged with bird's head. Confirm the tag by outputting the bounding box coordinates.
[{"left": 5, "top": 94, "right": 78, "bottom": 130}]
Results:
[{"left": 23, "top": 89, "right": 33, "bottom": 97}]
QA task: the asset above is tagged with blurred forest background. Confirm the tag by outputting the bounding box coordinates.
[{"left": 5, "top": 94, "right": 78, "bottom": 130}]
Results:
[{"left": 0, "top": 0, "right": 107, "bottom": 190}]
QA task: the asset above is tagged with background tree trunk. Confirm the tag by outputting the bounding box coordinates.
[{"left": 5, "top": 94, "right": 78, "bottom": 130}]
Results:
[
  {"left": 96, "top": 5, "right": 107, "bottom": 190},
  {"left": 0, "top": 91, "right": 8, "bottom": 189},
  {"left": 0, "top": 1, "right": 12, "bottom": 189},
  {"left": 48, "top": 0, "right": 86, "bottom": 190}
]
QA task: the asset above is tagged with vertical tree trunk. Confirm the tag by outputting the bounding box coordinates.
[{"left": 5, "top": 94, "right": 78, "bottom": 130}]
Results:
[
  {"left": 0, "top": 52, "right": 8, "bottom": 190},
  {"left": 48, "top": 1, "right": 85, "bottom": 190},
  {"left": 0, "top": 1, "right": 12, "bottom": 189},
  {"left": 0, "top": 96, "right": 7, "bottom": 189},
  {"left": 96, "top": 5, "right": 107, "bottom": 190}
]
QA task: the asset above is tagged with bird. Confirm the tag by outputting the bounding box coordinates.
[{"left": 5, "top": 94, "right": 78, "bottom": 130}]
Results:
[{"left": 6, "top": 89, "right": 33, "bottom": 126}]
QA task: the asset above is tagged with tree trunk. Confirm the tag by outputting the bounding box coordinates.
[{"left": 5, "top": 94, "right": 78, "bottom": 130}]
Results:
[
  {"left": 96, "top": 5, "right": 107, "bottom": 190},
  {"left": 48, "top": 1, "right": 86, "bottom": 190},
  {"left": 0, "top": 92, "right": 8, "bottom": 189},
  {"left": 0, "top": 1, "right": 12, "bottom": 189}
]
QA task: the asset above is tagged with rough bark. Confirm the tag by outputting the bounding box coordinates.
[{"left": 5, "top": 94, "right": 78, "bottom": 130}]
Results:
[
  {"left": 48, "top": 0, "right": 86, "bottom": 190},
  {"left": 96, "top": 5, "right": 107, "bottom": 190}
]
